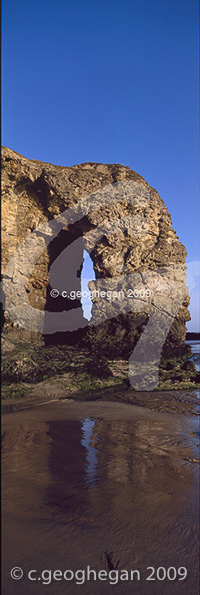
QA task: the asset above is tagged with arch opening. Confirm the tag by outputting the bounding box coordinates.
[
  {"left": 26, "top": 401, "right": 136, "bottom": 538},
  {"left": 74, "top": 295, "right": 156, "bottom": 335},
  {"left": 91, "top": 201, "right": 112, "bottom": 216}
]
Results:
[{"left": 81, "top": 250, "right": 96, "bottom": 321}]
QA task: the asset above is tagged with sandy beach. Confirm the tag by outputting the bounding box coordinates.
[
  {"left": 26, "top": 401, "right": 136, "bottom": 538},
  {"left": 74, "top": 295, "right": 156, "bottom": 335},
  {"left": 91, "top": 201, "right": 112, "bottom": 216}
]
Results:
[{"left": 2, "top": 397, "right": 199, "bottom": 595}]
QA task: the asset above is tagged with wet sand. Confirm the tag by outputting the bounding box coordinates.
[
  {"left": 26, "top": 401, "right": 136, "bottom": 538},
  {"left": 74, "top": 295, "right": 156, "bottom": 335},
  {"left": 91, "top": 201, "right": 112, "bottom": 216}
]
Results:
[{"left": 2, "top": 399, "right": 200, "bottom": 594}]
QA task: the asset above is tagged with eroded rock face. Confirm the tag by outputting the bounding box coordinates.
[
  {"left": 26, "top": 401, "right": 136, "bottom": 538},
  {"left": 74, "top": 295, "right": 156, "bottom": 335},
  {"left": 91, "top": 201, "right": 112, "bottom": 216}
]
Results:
[{"left": 1, "top": 147, "right": 190, "bottom": 369}]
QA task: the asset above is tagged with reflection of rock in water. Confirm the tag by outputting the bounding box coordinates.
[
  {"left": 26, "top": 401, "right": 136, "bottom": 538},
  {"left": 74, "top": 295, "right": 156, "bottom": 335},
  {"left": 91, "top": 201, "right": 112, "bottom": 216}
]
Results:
[
  {"left": 84, "top": 418, "right": 195, "bottom": 523},
  {"left": 46, "top": 420, "right": 89, "bottom": 519},
  {"left": 38, "top": 416, "right": 196, "bottom": 539},
  {"left": 2, "top": 412, "right": 199, "bottom": 594},
  {"left": 2, "top": 423, "right": 52, "bottom": 517},
  {"left": 2, "top": 417, "right": 196, "bottom": 525}
]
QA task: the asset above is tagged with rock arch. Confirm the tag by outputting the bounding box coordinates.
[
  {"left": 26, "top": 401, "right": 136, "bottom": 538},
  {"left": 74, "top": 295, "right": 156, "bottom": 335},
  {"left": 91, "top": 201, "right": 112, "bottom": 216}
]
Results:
[{"left": 2, "top": 147, "right": 190, "bottom": 369}]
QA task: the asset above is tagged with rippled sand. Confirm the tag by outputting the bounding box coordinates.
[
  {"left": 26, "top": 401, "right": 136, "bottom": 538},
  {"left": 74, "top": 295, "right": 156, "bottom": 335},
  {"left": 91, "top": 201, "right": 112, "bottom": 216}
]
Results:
[{"left": 2, "top": 400, "right": 199, "bottom": 594}]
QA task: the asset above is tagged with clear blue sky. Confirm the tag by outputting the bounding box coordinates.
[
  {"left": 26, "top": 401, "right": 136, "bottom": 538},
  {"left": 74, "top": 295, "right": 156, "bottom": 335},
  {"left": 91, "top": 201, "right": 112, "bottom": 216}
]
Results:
[{"left": 2, "top": 0, "right": 199, "bottom": 330}]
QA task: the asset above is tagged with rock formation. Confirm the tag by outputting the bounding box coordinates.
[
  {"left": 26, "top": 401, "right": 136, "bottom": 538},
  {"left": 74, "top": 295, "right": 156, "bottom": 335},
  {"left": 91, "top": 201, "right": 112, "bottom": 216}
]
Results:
[{"left": 1, "top": 147, "right": 191, "bottom": 387}]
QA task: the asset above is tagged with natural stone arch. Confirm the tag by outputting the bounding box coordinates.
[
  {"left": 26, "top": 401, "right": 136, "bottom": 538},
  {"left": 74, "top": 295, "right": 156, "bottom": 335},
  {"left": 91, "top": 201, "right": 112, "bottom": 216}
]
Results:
[{"left": 1, "top": 147, "right": 191, "bottom": 388}]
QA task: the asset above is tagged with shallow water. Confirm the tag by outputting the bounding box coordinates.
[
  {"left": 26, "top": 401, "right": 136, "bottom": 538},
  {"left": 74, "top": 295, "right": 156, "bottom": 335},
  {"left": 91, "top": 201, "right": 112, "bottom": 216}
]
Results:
[
  {"left": 2, "top": 400, "right": 199, "bottom": 595},
  {"left": 186, "top": 340, "right": 200, "bottom": 411}
]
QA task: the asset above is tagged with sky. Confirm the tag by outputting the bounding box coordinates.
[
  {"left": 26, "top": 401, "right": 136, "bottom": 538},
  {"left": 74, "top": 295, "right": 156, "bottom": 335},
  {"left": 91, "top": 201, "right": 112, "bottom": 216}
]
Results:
[{"left": 2, "top": 0, "right": 199, "bottom": 330}]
